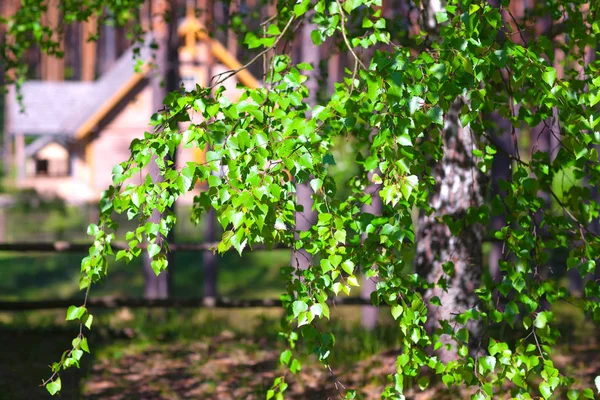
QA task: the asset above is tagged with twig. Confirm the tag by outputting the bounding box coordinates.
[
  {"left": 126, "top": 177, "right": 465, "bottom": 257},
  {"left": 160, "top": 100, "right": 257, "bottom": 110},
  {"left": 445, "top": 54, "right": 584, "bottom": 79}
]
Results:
[
  {"left": 40, "top": 251, "right": 93, "bottom": 388},
  {"left": 334, "top": 0, "right": 368, "bottom": 71},
  {"left": 532, "top": 328, "right": 545, "bottom": 360},
  {"left": 210, "top": 15, "right": 295, "bottom": 88},
  {"left": 503, "top": 6, "right": 528, "bottom": 47},
  {"left": 260, "top": 13, "right": 279, "bottom": 27}
]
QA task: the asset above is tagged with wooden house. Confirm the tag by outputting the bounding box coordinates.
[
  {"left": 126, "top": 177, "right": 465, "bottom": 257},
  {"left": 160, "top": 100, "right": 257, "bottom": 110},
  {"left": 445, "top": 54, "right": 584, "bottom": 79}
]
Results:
[{"left": 3, "top": 6, "right": 259, "bottom": 204}]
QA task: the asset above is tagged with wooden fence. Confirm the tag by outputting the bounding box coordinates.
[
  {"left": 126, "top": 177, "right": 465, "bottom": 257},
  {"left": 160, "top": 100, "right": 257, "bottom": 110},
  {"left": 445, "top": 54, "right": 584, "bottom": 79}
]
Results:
[{"left": 0, "top": 241, "right": 372, "bottom": 311}]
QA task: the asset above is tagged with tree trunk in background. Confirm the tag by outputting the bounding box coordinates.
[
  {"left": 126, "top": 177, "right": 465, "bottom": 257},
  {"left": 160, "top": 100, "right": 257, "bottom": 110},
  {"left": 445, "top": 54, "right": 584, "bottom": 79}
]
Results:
[
  {"left": 227, "top": 0, "right": 238, "bottom": 57},
  {"left": 213, "top": 0, "right": 227, "bottom": 44},
  {"left": 196, "top": 0, "right": 220, "bottom": 299},
  {"left": 15, "top": 133, "right": 25, "bottom": 183},
  {"left": 361, "top": 175, "right": 381, "bottom": 329},
  {"left": 0, "top": 208, "right": 5, "bottom": 243},
  {"left": 143, "top": 0, "right": 180, "bottom": 299},
  {"left": 203, "top": 208, "right": 218, "bottom": 298},
  {"left": 415, "top": 98, "right": 485, "bottom": 363},
  {"left": 327, "top": 51, "right": 340, "bottom": 96},
  {"left": 41, "top": 0, "right": 65, "bottom": 81},
  {"left": 1, "top": 44, "right": 6, "bottom": 177},
  {"left": 99, "top": 9, "right": 117, "bottom": 74},
  {"left": 290, "top": 21, "right": 319, "bottom": 272},
  {"left": 81, "top": 16, "right": 98, "bottom": 81},
  {"left": 66, "top": 23, "right": 81, "bottom": 80}
]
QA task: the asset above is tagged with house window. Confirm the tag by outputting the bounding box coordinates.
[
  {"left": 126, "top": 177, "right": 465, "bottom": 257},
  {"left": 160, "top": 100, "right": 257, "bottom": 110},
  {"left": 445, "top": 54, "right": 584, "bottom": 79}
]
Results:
[
  {"left": 30, "top": 141, "right": 70, "bottom": 177},
  {"left": 33, "top": 157, "right": 69, "bottom": 177},
  {"left": 35, "top": 159, "right": 49, "bottom": 175}
]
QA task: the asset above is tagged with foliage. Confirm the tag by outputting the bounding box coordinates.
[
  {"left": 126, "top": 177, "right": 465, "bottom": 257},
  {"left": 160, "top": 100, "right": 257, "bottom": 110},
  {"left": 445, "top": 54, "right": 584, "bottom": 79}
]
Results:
[{"left": 3, "top": 0, "right": 600, "bottom": 398}]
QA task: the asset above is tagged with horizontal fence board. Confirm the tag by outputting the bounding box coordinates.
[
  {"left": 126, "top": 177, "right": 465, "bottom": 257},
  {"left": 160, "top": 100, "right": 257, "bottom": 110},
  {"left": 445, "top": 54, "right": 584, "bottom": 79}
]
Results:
[
  {"left": 0, "top": 242, "right": 289, "bottom": 253},
  {"left": 0, "top": 296, "right": 375, "bottom": 311},
  {"left": 0, "top": 237, "right": 509, "bottom": 254}
]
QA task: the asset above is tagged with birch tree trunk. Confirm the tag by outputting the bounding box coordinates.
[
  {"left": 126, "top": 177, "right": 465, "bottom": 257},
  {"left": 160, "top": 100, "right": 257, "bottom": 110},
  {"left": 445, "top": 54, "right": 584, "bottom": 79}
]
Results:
[{"left": 415, "top": 98, "right": 485, "bottom": 362}]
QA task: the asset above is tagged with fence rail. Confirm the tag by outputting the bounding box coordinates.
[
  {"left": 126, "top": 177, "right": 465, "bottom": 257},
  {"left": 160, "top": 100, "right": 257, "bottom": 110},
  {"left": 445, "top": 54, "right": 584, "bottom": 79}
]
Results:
[
  {"left": 0, "top": 241, "right": 288, "bottom": 253},
  {"left": 0, "top": 241, "right": 370, "bottom": 312},
  {"left": 0, "top": 296, "right": 374, "bottom": 311}
]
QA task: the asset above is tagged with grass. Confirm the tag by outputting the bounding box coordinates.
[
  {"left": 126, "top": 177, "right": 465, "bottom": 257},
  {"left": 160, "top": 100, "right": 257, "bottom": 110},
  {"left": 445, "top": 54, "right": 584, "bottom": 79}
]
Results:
[
  {"left": 0, "top": 204, "right": 292, "bottom": 301},
  {"left": 0, "top": 249, "right": 289, "bottom": 301}
]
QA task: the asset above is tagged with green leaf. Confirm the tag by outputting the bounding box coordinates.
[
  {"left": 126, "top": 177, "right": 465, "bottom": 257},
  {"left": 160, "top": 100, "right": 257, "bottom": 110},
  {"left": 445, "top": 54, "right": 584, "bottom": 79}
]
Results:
[
  {"left": 471, "top": 392, "right": 487, "bottom": 400},
  {"left": 539, "top": 381, "right": 552, "bottom": 399},
  {"left": 479, "top": 356, "right": 496, "bottom": 374},
  {"left": 334, "top": 230, "right": 347, "bottom": 244},
  {"left": 293, "top": 0, "right": 310, "bottom": 16},
  {"left": 310, "top": 303, "right": 323, "bottom": 317},
  {"left": 147, "top": 243, "right": 161, "bottom": 258},
  {"left": 542, "top": 67, "right": 556, "bottom": 87},
  {"left": 267, "top": 24, "right": 281, "bottom": 35},
  {"left": 66, "top": 306, "right": 86, "bottom": 321},
  {"left": 80, "top": 338, "right": 90, "bottom": 353},
  {"left": 290, "top": 358, "right": 301, "bottom": 374},
  {"left": 442, "top": 374, "right": 454, "bottom": 387},
  {"left": 321, "top": 259, "right": 333, "bottom": 273},
  {"left": 567, "top": 390, "right": 579, "bottom": 400},
  {"left": 83, "top": 314, "right": 93, "bottom": 330},
  {"left": 231, "top": 211, "right": 244, "bottom": 229},
  {"left": 396, "top": 135, "right": 412, "bottom": 146},
  {"left": 292, "top": 301, "right": 308, "bottom": 318},
  {"left": 297, "top": 62, "right": 313, "bottom": 71},
  {"left": 534, "top": 311, "right": 553, "bottom": 329},
  {"left": 280, "top": 349, "right": 292, "bottom": 365},
  {"left": 341, "top": 260, "right": 354, "bottom": 275},
  {"left": 46, "top": 377, "right": 62, "bottom": 395},
  {"left": 347, "top": 275, "right": 360, "bottom": 287},
  {"left": 435, "top": 12, "right": 448, "bottom": 24},
  {"left": 329, "top": 254, "right": 342, "bottom": 267},
  {"left": 391, "top": 305, "right": 403, "bottom": 320},
  {"left": 332, "top": 282, "right": 342, "bottom": 295},
  {"left": 310, "top": 178, "right": 323, "bottom": 193},
  {"left": 469, "top": 3, "right": 480, "bottom": 13},
  {"left": 151, "top": 257, "right": 168, "bottom": 275},
  {"left": 409, "top": 97, "right": 424, "bottom": 114}
]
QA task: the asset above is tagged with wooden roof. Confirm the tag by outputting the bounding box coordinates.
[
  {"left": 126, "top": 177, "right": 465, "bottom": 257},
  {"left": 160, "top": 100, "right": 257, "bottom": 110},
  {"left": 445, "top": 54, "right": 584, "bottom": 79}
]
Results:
[
  {"left": 7, "top": 20, "right": 260, "bottom": 140},
  {"left": 7, "top": 39, "right": 153, "bottom": 138}
]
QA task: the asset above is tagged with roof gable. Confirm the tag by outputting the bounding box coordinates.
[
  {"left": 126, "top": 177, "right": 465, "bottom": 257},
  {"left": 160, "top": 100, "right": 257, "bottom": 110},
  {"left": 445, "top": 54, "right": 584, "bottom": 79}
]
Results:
[
  {"left": 7, "top": 39, "right": 152, "bottom": 138},
  {"left": 24, "top": 136, "right": 69, "bottom": 158},
  {"left": 6, "top": 20, "right": 260, "bottom": 139}
]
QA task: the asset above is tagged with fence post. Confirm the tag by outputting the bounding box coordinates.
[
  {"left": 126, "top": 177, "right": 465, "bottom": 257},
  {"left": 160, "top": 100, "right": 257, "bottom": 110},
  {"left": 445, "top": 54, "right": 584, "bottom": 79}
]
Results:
[{"left": 0, "top": 195, "right": 15, "bottom": 242}]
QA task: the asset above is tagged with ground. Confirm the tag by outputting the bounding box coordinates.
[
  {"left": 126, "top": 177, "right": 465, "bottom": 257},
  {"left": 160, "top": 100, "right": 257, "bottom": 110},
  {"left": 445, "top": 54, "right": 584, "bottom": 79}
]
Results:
[
  {"left": 0, "top": 209, "right": 599, "bottom": 399},
  {"left": 0, "top": 305, "right": 599, "bottom": 400}
]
